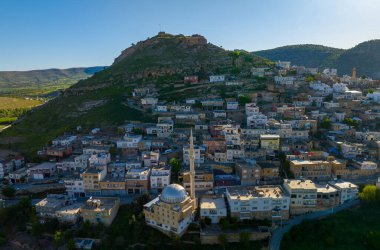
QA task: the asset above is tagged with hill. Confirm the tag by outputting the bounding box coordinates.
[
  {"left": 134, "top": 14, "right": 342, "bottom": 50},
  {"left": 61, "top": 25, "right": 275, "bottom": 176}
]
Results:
[
  {"left": 254, "top": 44, "right": 344, "bottom": 68},
  {"left": 253, "top": 40, "right": 380, "bottom": 79},
  {"left": 0, "top": 66, "right": 106, "bottom": 97},
  {"left": 334, "top": 40, "right": 380, "bottom": 79},
  {"left": 0, "top": 32, "right": 272, "bottom": 158}
]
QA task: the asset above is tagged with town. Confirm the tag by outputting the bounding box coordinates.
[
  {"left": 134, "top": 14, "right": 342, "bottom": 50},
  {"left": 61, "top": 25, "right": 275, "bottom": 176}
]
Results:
[{"left": 1, "top": 59, "right": 380, "bottom": 249}]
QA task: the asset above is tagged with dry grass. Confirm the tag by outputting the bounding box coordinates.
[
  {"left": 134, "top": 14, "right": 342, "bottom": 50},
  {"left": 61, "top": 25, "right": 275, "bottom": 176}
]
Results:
[{"left": 0, "top": 97, "right": 42, "bottom": 110}]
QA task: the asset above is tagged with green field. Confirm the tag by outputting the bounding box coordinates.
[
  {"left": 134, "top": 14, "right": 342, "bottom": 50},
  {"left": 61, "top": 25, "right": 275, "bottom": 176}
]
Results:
[
  {"left": 0, "top": 97, "right": 43, "bottom": 131},
  {"left": 281, "top": 201, "right": 380, "bottom": 250}
]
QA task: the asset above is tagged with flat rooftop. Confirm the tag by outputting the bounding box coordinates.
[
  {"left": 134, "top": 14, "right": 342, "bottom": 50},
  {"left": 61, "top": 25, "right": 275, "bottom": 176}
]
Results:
[
  {"left": 284, "top": 179, "right": 317, "bottom": 190},
  {"left": 227, "top": 186, "right": 287, "bottom": 200},
  {"left": 200, "top": 197, "right": 226, "bottom": 210}
]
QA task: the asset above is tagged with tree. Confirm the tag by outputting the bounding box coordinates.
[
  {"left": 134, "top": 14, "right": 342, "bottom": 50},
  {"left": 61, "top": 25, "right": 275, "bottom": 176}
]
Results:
[
  {"left": 359, "top": 185, "right": 380, "bottom": 203},
  {"left": 218, "top": 233, "right": 228, "bottom": 249},
  {"left": 2, "top": 186, "right": 15, "bottom": 198},
  {"left": 67, "top": 239, "right": 76, "bottom": 250},
  {"left": 238, "top": 95, "right": 251, "bottom": 106},
  {"left": 54, "top": 230, "right": 63, "bottom": 247},
  {"left": 305, "top": 75, "right": 315, "bottom": 82},
  {"left": 169, "top": 158, "right": 181, "bottom": 174},
  {"left": 343, "top": 118, "right": 358, "bottom": 128},
  {"left": 320, "top": 118, "right": 332, "bottom": 129}
]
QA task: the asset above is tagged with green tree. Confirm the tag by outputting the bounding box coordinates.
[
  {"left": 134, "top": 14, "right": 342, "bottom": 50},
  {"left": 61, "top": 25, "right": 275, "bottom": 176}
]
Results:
[
  {"left": 67, "top": 239, "right": 76, "bottom": 250},
  {"left": 320, "top": 118, "right": 332, "bottom": 129},
  {"left": 2, "top": 186, "right": 15, "bottom": 198},
  {"left": 54, "top": 230, "right": 63, "bottom": 247},
  {"left": 359, "top": 185, "right": 380, "bottom": 203},
  {"left": 169, "top": 158, "right": 181, "bottom": 174},
  {"left": 238, "top": 96, "right": 251, "bottom": 106},
  {"left": 305, "top": 75, "right": 315, "bottom": 82}
]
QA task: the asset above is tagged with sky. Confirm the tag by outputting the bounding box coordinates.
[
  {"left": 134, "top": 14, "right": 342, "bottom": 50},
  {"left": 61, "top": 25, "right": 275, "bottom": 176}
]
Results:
[{"left": 1, "top": 0, "right": 380, "bottom": 71}]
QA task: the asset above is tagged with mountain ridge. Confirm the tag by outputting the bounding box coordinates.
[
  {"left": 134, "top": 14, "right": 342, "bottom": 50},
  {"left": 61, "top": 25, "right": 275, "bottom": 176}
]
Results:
[{"left": 253, "top": 39, "right": 380, "bottom": 78}]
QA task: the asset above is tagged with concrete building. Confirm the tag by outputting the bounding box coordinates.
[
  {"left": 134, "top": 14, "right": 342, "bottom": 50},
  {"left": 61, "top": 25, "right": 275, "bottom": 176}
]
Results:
[
  {"left": 235, "top": 160, "right": 261, "bottom": 186},
  {"left": 226, "top": 186, "right": 290, "bottom": 221},
  {"left": 81, "top": 197, "right": 120, "bottom": 226},
  {"left": 125, "top": 167, "right": 150, "bottom": 194},
  {"left": 150, "top": 165, "right": 171, "bottom": 192},
  {"left": 330, "top": 181, "right": 358, "bottom": 204},
  {"left": 260, "top": 134, "right": 280, "bottom": 152},
  {"left": 200, "top": 197, "right": 227, "bottom": 223},
  {"left": 283, "top": 179, "right": 317, "bottom": 215},
  {"left": 82, "top": 166, "right": 107, "bottom": 196},
  {"left": 64, "top": 177, "right": 85, "bottom": 197},
  {"left": 27, "top": 162, "right": 57, "bottom": 180}
]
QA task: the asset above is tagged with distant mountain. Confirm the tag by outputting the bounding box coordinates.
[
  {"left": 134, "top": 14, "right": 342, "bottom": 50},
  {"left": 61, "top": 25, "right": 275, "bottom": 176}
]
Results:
[
  {"left": 254, "top": 40, "right": 380, "bottom": 79},
  {"left": 0, "top": 67, "right": 106, "bottom": 85},
  {"left": 0, "top": 66, "right": 106, "bottom": 95},
  {"left": 1, "top": 32, "right": 272, "bottom": 158}
]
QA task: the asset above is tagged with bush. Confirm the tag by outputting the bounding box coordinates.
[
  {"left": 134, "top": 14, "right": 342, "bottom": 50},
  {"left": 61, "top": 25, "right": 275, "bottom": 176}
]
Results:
[{"left": 2, "top": 186, "right": 15, "bottom": 198}]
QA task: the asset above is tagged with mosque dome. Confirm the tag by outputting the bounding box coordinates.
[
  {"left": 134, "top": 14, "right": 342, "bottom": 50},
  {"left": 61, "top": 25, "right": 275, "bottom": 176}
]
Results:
[{"left": 160, "top": 184, "right": 188, "bottom": 204}]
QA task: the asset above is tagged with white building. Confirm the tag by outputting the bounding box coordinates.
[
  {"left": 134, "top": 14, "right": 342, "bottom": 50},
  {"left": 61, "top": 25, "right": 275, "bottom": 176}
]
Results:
[
  {"left": 143, "top": 151, "right": 160, "bottom": 167},
  {"left": 150, "top": 165, "right": 171, "bottom": 191},
  {"left": 333, "top": 83, "right": 349, "bottom": 93},
  {"left": 276, "top": 61, "right": 291, "bottom": 69},
  {"left": 226, "top": 101, "right": 239, "bottom": 110},
  {"left": 226, "top": 186, "right": 290, "bottom": 220},
  {"left": 209, "top": 75, "right": 225, "bottom": 83},
  {"left": 309, "top": 81, "right": 332, "bottom": 96},
  {"left": 64, "top": 178, "right": 85, "bottom": 197},
  {"left": 247, "top": 113, "right": 268, "bottom": 128},
  {"left": 141, "top": 97, "right": 158, "bottom": 105},
  {"left": 274, "top": 76, "right": 295, "bottom": 85},
  {"left": 157, "top": 117, "right": 174, "bottom": 138},
  {"left": 367, "top": 91, "right": 380, "bottom": 103},
  {"left": 117, "top": 134, "right": 142, "bottom": 149},
  {"left": 52, "top": 135, "right": 77, "bottom": 146},
  {"left": 330, "top": 181, "right": 358, "bottom": 204},
  {"left": 200, "top": 197, "right": 227, "bottom": 223},
  {"left": 245, "top": 103, "right": 259, "bottom": 116}
]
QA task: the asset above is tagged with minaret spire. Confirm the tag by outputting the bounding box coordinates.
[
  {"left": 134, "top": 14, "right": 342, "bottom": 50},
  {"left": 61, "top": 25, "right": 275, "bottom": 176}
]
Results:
[{"left": 189, "top": 129, "right": 195, "bottom": 199}]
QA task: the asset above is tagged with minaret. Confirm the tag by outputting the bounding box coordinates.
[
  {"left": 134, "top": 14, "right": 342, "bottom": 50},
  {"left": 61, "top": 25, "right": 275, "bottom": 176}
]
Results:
[
  {"left": 352, "top": 67, "right": 357, "bottom": 79},
  {"left": 189, "top": 129, "right": 196, "bottom": 200}
]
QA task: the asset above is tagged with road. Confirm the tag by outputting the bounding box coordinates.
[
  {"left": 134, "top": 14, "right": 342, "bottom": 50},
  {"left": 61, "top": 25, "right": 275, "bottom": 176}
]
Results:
[{"left": 269, "top": 199, "right": 360, "bottom": 250}]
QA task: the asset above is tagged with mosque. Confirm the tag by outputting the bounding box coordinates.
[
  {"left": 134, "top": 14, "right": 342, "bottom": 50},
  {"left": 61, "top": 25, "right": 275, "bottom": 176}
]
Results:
[{"left": 143, "top": 130, "right": 197, "bottom": 236}]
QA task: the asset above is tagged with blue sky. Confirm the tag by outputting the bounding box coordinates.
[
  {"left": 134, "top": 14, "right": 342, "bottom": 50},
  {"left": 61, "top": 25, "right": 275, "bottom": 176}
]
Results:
[{"left": 1, "top": 0, "right": 380, "bottom": 71}]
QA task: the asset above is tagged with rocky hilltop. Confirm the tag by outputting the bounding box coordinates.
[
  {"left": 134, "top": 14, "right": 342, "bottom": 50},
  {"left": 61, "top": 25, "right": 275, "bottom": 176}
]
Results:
[{"left": 70, "top": 32, "right": 271, "bottom": 92}]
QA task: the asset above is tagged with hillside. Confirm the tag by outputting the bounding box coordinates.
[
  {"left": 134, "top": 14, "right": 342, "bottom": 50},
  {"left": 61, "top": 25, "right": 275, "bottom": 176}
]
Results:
[
  {"left": 0, "top": 32, "right": 272, "bottom": 158},
  {"left": 0, "top": 66, "right": 105, "bottom": 96},
  {"left": 254, "top": 44, "right": 344, "bottom": 68},
  {"left": 335, "top": 40, "right": 380, "bottom": 79},
  {"left": 254, "top": 40, "right": 380, "bottom": 79}
]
